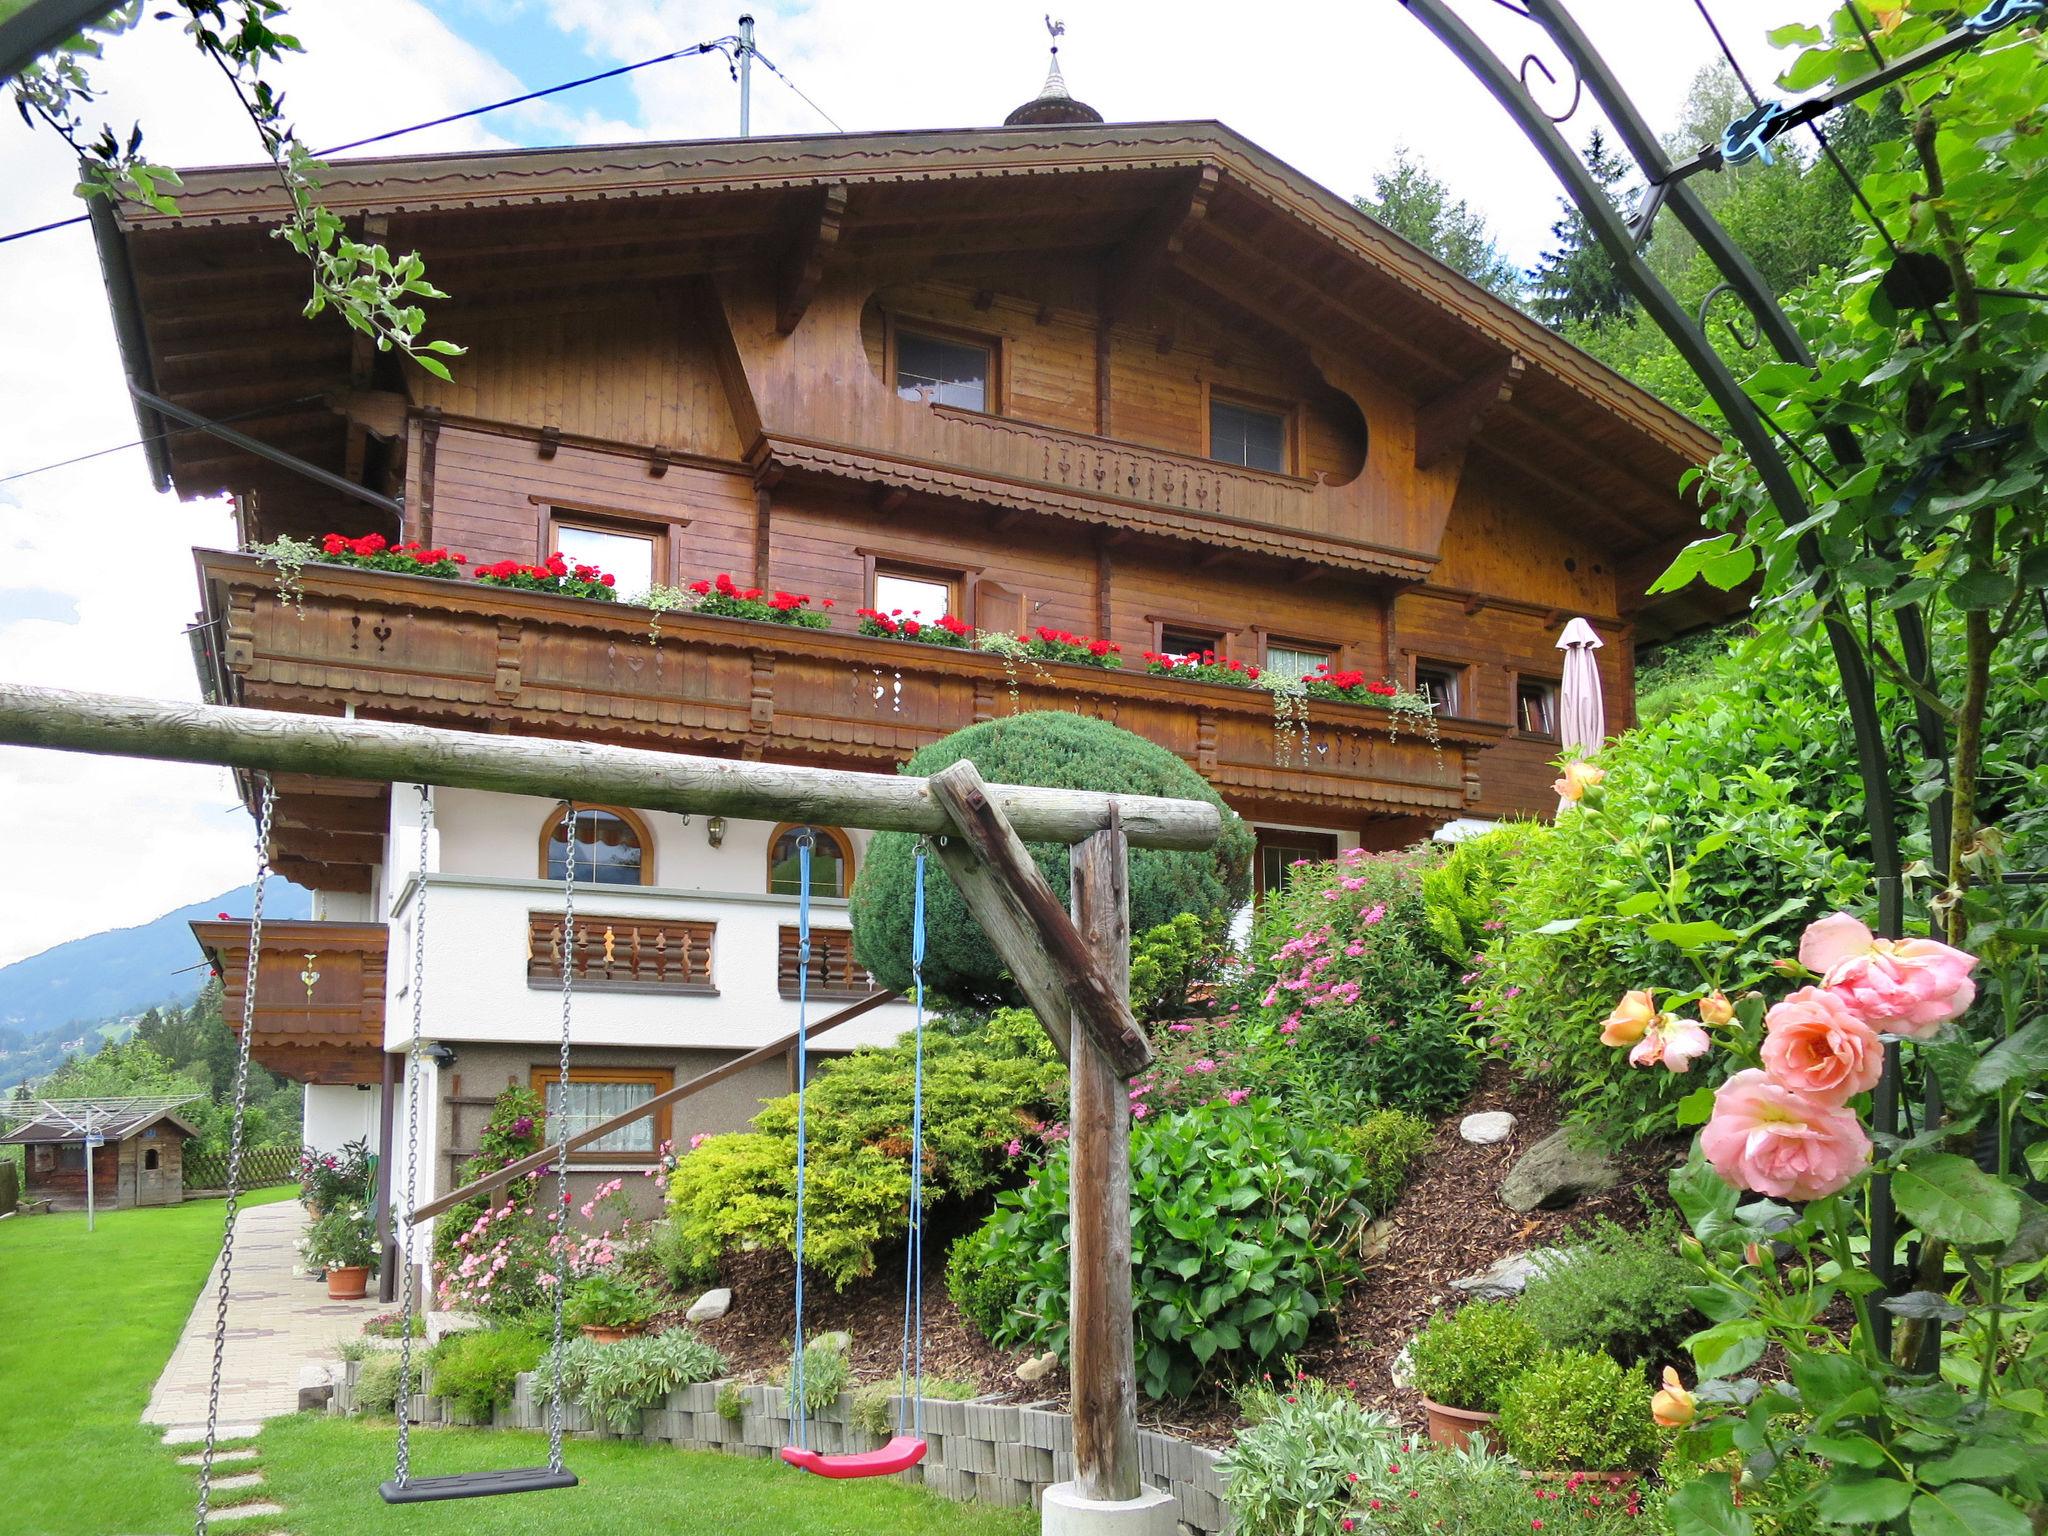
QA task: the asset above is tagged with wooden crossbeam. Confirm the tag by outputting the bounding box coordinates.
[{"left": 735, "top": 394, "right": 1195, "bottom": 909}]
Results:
[
  {"left": 1101, "top": 165, "right": 1218, "bottom": 325},
  {"left": 925, "top": 760, "right": 1153, "bottom": 1077},
  {"left": 1414, "top": 353, "right": 1525, "bottom": 470},
  {"left": 411, "top": 988, "right": 898, "bottom": 1222},
  {"left": 776, "top": 184, "right": 850, "bottom": 335},
  {"left": 0, "top": 685, "right": 1222, "bottom": 852}
]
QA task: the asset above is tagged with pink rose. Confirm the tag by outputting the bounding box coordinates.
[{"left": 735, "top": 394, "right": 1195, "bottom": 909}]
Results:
[
  {"left": 1798, "top": 912, "right": 1977, "bottom": 1037},
  {"left": 1701, "top": 1069, "right": 1871, "bottom": 1201},
  {"left": 1761, "top": 987, "right": 1884, "bottom": 1106},
  {"left": 1599, "top": 990, "right": 1657, "bottom": 1048},
  {"left": 1628, "top": 1014, "right": 1710, "bottom": 1073}
]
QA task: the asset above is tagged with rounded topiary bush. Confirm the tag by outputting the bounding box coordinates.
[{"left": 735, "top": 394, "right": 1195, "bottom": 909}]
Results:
[
  {"left": 850, "top": 712, "right": 1252, "bottom": 1005},
  {"left": 1498, "top": 1348, "right": 1661, "bottom": 1472},
  {"left": 1406, "top": 1300, "right": 1548, "bottom": 1414}
]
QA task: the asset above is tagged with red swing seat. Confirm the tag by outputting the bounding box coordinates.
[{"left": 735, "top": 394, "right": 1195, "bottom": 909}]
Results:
[{"left": 780, "top": 1434, "right": 928, "bottom": 1479}]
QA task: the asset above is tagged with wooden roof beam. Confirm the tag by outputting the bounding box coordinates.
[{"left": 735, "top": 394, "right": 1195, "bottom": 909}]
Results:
[
  {"left": 1101, "top": 166, "right": 1218, "bottom": 325},
  {"left": 1415, "top": 354, "right": 1526, "bottom": 470},
  {"left": 775, "top": 184, "right": 850, "bottom": 336}
]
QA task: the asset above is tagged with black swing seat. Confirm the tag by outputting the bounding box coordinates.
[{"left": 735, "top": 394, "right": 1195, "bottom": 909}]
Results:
[{"left": 379, "top": 1466, "right": 579, "bottom": 1503}]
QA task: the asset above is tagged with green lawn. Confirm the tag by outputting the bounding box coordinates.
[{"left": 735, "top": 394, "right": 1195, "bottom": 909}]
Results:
[{"left": 0, "top": 1194, "right": 1036, "bottom": 1536}]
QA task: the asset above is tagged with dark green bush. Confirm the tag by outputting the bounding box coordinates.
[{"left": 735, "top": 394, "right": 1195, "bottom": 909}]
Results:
[
  {"left": 557, "top": 1329, "right": 725, "bottom": 1432},
  {"left": 1498, "top": 1349, "right": 1661, "bottom": 1472},
  {"left": 950, "top": 1096, "right": 1372, "bottom": 1399},
  {"left": 1418, "top": 822, "right": 1550, "bottom": 969},
  {"left": 1515, "top": 1214, "right": 1698, "bottom": 1366},
  {"left": 351, "top": 1352, "right": 403, "bottom": 1416},
  {"left": 1406, "top": 1301, "right": 1548, "bottom": 1414},
  {"left": 667, "top": 1013, "right": 1064, "bottom": 1287},
  {"left": 849, "top": 713, "right": 1252, "bottom": 1005},
  {"left": 1331, "top": 1110, "right": 1433, "bottom": 1217},
  {"left": 428, "top": 1327, "right": 545, "bottom": 1419}
]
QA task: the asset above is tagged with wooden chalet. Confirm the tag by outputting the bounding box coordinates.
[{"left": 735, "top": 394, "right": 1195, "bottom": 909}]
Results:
[
  {"left": 96, "top": 70, "right": 1718, "bottom": 1096},
  {"left": 2, "top": 1107, "right": 198, "bottom": 1209}
]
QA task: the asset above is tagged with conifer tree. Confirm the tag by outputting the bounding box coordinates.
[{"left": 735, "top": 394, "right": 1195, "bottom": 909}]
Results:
[{"left": 1526, "top": 128, "right": 1637, "bottom": 330}]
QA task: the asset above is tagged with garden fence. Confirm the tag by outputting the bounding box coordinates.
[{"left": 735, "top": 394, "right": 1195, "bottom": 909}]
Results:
[{"left": 183, "top": 1143, "right": 298, "bottom": 1193}]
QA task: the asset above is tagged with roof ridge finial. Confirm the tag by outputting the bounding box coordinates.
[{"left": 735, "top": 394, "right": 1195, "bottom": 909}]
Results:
[
  {"left": 1004, "top": 14, "right": 1102, "bottom": 127},
  {"left": 1041, "top": 16, "right": 1070, "bottom": 98}
]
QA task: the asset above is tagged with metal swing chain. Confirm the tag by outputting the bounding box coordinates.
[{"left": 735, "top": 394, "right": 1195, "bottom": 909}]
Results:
[
  {"left": 393, "top": 787, "right": 431, "bottom": 1488},
  {"left": 196, "top": 776, "right": 275, "bottom": 1536},
  {"left": 790, "top": 829, "right": 814, "bottom": 1449},
  {"left": 546, "top": 804, "right": 576, "bottom": 1474}
]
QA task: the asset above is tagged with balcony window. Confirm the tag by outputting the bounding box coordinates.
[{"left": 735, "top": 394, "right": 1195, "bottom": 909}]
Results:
[
  {"left": 1415, "top": 662, "right": 1465, "bottom": 716},
  {"left": 1209, "top": 396, "right": 1289, "bottom": 473},
  {"left": 872, "top": 565, "right": 958, "bottom": 625},
  {"left": 1263, "top": 642, "right": 1332, "bottom": 681},
  {"left": 1518, "top": 678, "right": 1559, "bottom": 736},
  {"left": 531, "top": 1066, "right": 672, "bottom": 1159},
  {"left": 541, "top": 805, "right": 652, "bottom": 886},
  {"left": 550, "top": 517, "right": 660, "bottom": 600},
  {"left": 768, "top": 823, "right": 855, "bottom": 899},
  {"left": 1157, "top": 623, "right": 1226, "bottom": 662},
  {"left": 896, "top": 329, "right": 991, "bottom": 411}
]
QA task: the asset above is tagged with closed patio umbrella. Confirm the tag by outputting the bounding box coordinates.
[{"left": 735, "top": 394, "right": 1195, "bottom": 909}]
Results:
[{"left": 1556, "top": 617, "right": 1605, "bottom": 810}]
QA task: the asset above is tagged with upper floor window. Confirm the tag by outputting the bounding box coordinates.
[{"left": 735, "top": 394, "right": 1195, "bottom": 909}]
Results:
[
  {"left": 896, "top": 328, "right": 992, "bottom": 412},
  {"left": 1157, "top": 623, "right": 1227, "bottom": 661},
  {"left": 1263, "top": 641, "right": 1333, "bottom": 681},
  {"left": 872, "top": 564, "right": 959, "bottom": 624},
  {"left": 1209, "top": 396, "right": 1290, "bottom": 473},
  {"left": 549, "top": 514, "right": 660, "bottom": 600},
  {"left": 541, "top": 805, "right": 652, "bottom": 886},
  {"left": 1415, "top": 661, "right": 1465, "bottom": 717},
  {"left": 1517, "top": 678, "right": 1559, "bottom": 737},
  {"left": 768, "top": 823, "right": 856, "bottom": 899}
]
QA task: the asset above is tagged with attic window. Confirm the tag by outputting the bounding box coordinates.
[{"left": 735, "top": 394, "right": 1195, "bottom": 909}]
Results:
[
  {"left": 896, "top": 329, "right": 991, "bottom": 412},
  {"left": 1209, "top": 397, "right": 1289, "bottom": 473}
]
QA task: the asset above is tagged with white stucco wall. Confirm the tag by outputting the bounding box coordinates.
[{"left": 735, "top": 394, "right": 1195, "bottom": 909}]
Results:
[{"left": 303, "top": 1082, "right": 380, "bottom": 1153}]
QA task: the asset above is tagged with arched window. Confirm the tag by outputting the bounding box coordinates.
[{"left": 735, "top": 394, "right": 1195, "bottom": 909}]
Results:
[
  {"left": 767, "top": 823, "right": 855, "bottom": 898},
  {"left": 540, "top": 805, "right": 653, "bottom": 886}
]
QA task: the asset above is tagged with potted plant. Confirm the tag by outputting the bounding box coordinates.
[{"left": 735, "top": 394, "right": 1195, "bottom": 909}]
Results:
[
  {"left": 305, "top": 1200, "right": 379, "bottom": 1300},
  {"left": 1406, "top": 1300, "right": 1548, "bottom": 1452},
  {"left": 564, "top": 1272, "right": 660, "bottom": 1343},
  {"left": 1497, "top": 1349, "right": 1661, "bottom": 1483}
]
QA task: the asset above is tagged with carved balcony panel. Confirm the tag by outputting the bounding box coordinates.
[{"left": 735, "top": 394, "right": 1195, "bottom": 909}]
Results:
[{"left": 189, "top": 919, "right": 387, "bottom": 1085}]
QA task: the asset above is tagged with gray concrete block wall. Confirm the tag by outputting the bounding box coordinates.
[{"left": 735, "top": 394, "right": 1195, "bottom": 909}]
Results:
[{"left": 328, "top": 1364, "right": 1232, "bottom": 1532}]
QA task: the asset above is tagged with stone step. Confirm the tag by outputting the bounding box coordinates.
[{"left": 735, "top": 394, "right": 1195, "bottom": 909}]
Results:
[
  {"left": 178, "top": 1449, "right": 259, "bottom": 1466},
  {"left": 162, "top": 1424, "right": 263, "bottom": 1445},
  {"left": 207, "top": 1473, "right": 266, "bottom": 1491},
  {"left": 202, "top": 1502, "right": 285, "bottom": 1521}
]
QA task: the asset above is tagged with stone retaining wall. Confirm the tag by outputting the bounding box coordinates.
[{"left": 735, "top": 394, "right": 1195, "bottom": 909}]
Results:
[{"left": 333, "top": 1363, "right": 1230, "bottom": 1531}]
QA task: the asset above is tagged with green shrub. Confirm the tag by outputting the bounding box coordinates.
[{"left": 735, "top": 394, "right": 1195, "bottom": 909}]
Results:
[
  {"left": 1418, "top": 823, "right": 1550, "bottom": 968},
  {"left": 1472, "top": 628, "right": 1870, "bottom": 1143},
  {"left": 304, "top": 1200, "right": 378, "bottom": 1271},
  {"left": 1374, "top": 1440, "right": 1657, "bottom": 1535},
  {"left": 777, "top": 1337, "right": 851, "bottom": 1415},
  {"left": 351, "top": 1352, "right": 403, "bottom": 1415},
  {"left": 849, "top": 714, "right": 1253, "bottom": 1006},
  {"left": 1218, "top": 1374, "right": 1404, "bottom": 1536},
  {"left": 557, "top": 1328, "right": 725, "bottom": 1432},
  {"left": 849, "top": 1375, "right": 978, "bottom": 1437},
  {"left": 1663, "top": 1448, "right": 1823, "bottom": 1536},
  {"left": 716, "top": 1380, "right": 747, "bottom": 1423},
  {"left": 563, "top": 1273, "right": 660, "bottom": 1332},
  {"left": 1231, "top": 848, "right": 1476, "bottom": 1118},
  {"left": 429, "top": 1327, "right": 545, "bottom": 1419},
  {"left": 432, "top": 1085, "right": 547, "bottom": 1279},
  {"left": 1130, "top": 913, "right": 1231, "bottom": 1025},
  {"left": 1498, "top": 1350, "right": 1661, "bottom": 1472},
  {"left": 1406, "top": 1302, "right": 1548, "bottom": 1414},
  {"left": 945, "top": 1223, "right": 1021, "bottom": 1341},
  {"left": 954, "top": 1097, "right": 1372, "bottom": 1398},
  {"left": 1515, "top": 1214, "right": 1697, "bottom": 1365},
  {"left": 667, "top": 1021, "right": 1064, "bottom": 1288},
  {"left": 1331, "top": 1110, "right": 1433, "bottom": 1217}
]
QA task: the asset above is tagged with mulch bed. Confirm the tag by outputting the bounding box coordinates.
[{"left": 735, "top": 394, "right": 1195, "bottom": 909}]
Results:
[{"left": 662, "top": 1064, "right": 1681, "bottom": 1449}]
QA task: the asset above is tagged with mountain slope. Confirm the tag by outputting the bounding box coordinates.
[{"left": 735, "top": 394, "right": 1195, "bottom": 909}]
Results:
[{"left": 0, "top": 878, "right": 312, "bottom": 1052}]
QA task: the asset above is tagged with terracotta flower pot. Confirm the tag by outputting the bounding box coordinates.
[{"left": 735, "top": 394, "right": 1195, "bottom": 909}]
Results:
[
  {"left": 326, "top": 1265, "right": 371, "bottom": 1300},
  {"left": 1419, "top": 1396, "right": 1498, "bottom": 1452},
  {"left": 578, "top": 1323, "right": 647, "bottom": 1345}
]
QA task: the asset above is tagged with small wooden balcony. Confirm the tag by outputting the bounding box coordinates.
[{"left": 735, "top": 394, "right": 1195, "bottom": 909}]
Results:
[
  {"left": 189, "top": 918, "right": 387, "bottom": 1085},
  {"left": 525, "top": 910, "right": 716, "bottom": 995},
  {"left": 196, "top": 549, "right": 1502, "bottom": 888}
]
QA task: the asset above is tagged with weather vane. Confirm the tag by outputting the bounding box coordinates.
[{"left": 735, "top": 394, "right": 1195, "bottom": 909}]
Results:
[{"left": 1046, "top": 15, "right": 1065, "bottom": 46}]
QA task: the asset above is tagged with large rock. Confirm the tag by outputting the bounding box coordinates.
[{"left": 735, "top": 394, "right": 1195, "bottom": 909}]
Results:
[
  {"left": 1448, "top": 1247, "right": 1570, "bottom": 1301},
  {"left": 686, "top": 1287, "right": 732, "bottom": 1324},
  {"left": 1460, "top": 1111, "right": 1517, "bottom": 1145},
  {"left": 1499, "top": 1128, "right": 1621, "bottom": 1212},
  {"left": 297, "top": 1362, "right": 337, "bottom": 1412},
  {"left": 1016, "top": 1350, "right": 1060, "bottom": 1383}
]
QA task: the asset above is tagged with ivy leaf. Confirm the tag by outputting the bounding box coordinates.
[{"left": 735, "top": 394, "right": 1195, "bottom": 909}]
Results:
[
  {"left": 1968, "top": 1018, "right": 2048, "bottom": 1095},
  {"left": 1995, "top": 1197, "right": 2048, "bottom": 1266},
  {"left": 1668, "top": 1476, "right": 1754, "bottom": 1536},
  {"left": 1803, "top": 1432, "right": 1887, "bottom": 1469},
  {"left": 1947, "top": 567, "right": 2016, "bottom": 611},
  {"left": 1919, "top": 1444, "right": 2030, "bottom": 1487},
  {"left": 1891, "top": 1153, "right": 2021, "bottom": 1246},
  {"left": 1909, "top": 1485, "right": 2032, "bottom": 1536},
  {"left": 1816, "top": 1476, "right": 1914, "bottom": 1525},
  {"left": 1676, "top": 1086, "right": 1716, "bottom": 1127},
  {"left": 1533, "top": 917, "right": 1584, "bottom": 936},
  {"left": 1647, "top": 920, "right": 1742, "bottom": 951},
  {"left": 1877, "top": 1289, "right": 1965, "bottom": 1322}
]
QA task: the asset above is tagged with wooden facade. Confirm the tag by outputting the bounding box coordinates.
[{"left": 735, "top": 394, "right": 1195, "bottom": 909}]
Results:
[
  {"left": 98, "top": 118, "right": 1718, "bottom": 895},
  {"left": 191, "top": 919, "right": 388, "bottom": 1084},
  {"left": 3, "top": 1112, "right": 196, "bottom": 1208}
]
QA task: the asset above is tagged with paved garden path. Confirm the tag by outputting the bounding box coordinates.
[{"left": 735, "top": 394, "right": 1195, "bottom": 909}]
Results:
[{"left": 146, "top": 1199, "right": 381, "bottom": 1428}]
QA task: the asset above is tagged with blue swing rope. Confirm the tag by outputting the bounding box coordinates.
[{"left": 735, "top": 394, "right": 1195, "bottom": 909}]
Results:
[{"left": 788, "top": 834, "right": 929, "bottom": 1453}]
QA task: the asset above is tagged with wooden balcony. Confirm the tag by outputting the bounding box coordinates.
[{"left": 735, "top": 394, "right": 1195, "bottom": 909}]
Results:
[
  {"left": 779, "top": 926, "right": 875, "bottom": 1001},
  {"left": 197, "top": 550, "right": 1502, "bottom": 882},
  {"left": 189, "top": 919, "right": 386, "bottom": 1085},
  {"left": 525, "top": 910, "right": 716, "bottom": 995}
]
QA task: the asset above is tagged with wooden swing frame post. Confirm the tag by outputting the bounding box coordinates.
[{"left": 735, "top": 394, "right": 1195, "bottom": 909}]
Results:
[{"left": 0, "top": 682, "right": 1192, "bottom": 1508}]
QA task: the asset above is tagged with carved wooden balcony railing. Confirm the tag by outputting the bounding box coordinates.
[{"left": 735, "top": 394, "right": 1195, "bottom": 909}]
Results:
[
  {"left": 779, "top": 925, "right": 874, "bottom": 1001},
  {"left": 189, "top": 919, "right": 387, "bottom": 1085},
  {"left": 525, "top": 911, "right": 716, "bottom": 995},
  {"left": 198, "top": 552, "right": 1502, "bottom": 868}
]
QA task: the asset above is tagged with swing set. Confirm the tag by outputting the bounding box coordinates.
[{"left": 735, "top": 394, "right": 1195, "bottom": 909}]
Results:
[{"left": 0, "top": 681, "right": 1214, "bottom": 1530}]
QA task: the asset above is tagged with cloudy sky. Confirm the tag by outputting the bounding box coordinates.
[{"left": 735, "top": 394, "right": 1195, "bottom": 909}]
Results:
[{"left": 0, "top": 0, "right": 1812, "bottom": 965}]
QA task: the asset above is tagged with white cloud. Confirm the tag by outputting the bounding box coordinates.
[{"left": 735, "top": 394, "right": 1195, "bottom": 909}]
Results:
[{"left": 0, "top": 0, "right": 1822, "bottom": 964}]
